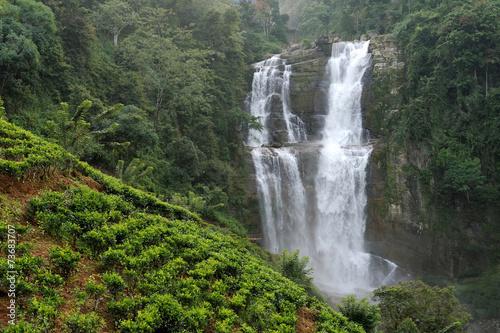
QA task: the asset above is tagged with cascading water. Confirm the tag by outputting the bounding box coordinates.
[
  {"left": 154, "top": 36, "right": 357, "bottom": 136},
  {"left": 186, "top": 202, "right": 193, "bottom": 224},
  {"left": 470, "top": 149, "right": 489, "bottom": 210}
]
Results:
[
  {"left": 245, "top": 55, "right": 307, "bottom": 147},
  {"left": 312, "top": 42, "right": 396, "bottom": 295},
  {"left": 247, "top": 43, "right": 397, "bottom": 301},
  {"left": 252, "top": 148, "right": 308, "bottom": 254}
]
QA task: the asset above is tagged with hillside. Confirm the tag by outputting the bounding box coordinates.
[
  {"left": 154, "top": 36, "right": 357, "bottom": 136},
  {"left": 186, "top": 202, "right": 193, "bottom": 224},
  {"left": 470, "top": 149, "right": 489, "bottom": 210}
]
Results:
[{"left": 0, "top": 118, "right": 365, "bottom": 332}]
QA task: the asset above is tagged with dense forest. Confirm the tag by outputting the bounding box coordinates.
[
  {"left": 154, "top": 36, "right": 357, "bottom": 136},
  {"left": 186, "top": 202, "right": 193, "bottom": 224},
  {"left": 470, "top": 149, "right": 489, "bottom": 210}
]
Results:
[
  {"left": 1, "top": 0, "right": 500, "bottom": 331},
  {"left": 0, "top": 0, "right": 292, "bottom": 233}
]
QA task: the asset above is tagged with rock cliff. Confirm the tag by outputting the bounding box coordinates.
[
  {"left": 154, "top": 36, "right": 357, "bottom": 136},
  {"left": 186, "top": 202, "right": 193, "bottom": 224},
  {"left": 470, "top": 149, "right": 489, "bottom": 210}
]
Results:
[
  {"left": 246, "top": 33, "right": 485, "bottom": 278},
  {"left": 244, "top": 33, "right": 498, "bottom": 332}
]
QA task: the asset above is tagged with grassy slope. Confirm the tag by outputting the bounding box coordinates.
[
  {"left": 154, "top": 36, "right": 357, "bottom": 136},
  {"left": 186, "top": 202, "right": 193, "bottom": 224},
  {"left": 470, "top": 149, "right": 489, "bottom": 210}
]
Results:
[{"left": 0, "top": 119, "right": 364, "bottom": 332}]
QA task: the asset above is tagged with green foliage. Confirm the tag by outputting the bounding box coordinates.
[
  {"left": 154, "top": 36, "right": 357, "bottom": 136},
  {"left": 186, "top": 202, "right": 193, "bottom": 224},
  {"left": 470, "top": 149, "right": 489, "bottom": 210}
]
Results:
[
  {"left": 395, "top": 318, "right": 420, "bottom": 333},
  {"left": 1, "top": 0, "right": 263, "bottom": 224},
  {"left": 49, "top": 245, "right": 81, "bottom": 278},
  {"left": 101, "top": 271, "right": 125, "bottom": 298},
  {"left": 458, "top": 264, "right": 500, "bottom": 319},
  {"left": 3, "top": 322, "right": 41, "bottom": 333},
  {"left": 93, "top": 0, "right": 136, "bottom": 46},
  {"left": 63, "top": 313, "right": 104, "bottom": 333},
  {"left": 337, "top": 295, "right": 381, "bottom": 333},
  {"left": 373, "top": 280, "right": 471, "bottom": 333},
  {"left": 22, "top": 176, "right": 363, "bottom": 332},
  {"left": 115, "top": 158, "right": 153, "bottom": 188},
  {"left": 170, "top": 191, "right": 207, "bottom": 215},
  {"left": 85, "top": 275, "right": 107, "bottom": 311},
  {"left": 0, "top": 97, "right": 5, "bottom": 119},
  {"left": 0, "top": 119, "right": 72, "bottom": 180},
  {"left": 443, "top": 157, "right": 484, "bottom": 200},
  {"left": 27, "top": 296, "right": 61, "bottom": 332},
  {"left": 102, "top": 105, "right": 158, "bottom": 157},
  {"left": 46, "top": 100, "right": 124, "bottom": 157},
  {"left": 0, "top": 0, "right": 65, "bottom": 110},
  {"left": 276, "top": 249, "right": 313, "bottom": 293}
]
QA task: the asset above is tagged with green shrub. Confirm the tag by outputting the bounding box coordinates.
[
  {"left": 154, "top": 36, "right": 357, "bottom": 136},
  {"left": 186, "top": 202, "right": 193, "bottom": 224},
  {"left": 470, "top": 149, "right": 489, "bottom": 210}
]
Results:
[
  {"left": 85, "top": 276, "right": 107, "bottom": 311},
  {"left": 49, "top": 245, "right": 81, "bottom": 278},
  {"left": 107, "top": 297, "right": 145, "bottom": 322},
  {"left": 3, "top": 322, "right": 41, "bottom": 333},
  {"left": 276, "top": 249, "right": 313, "bottom": 293},
  {"left": 101, "top": 272, "right": 125, "bottom": 298},
  {"left": 27, "top": 297, "right": 60, "bottom": 332},
  {"left": 337, "top": 295, "right": 381, "bottom": 333},
  {"left": 35, "top": 272, "right": 64, "bottom": 289},
  {"left": 373, "top": 281, "right": 471, "bottom": 333},
  {"left": 63, "top": 313, "right": 104, "bottom": 333},
  {"left": 395, "top": 318, "right": 420, "bottom": 333}
]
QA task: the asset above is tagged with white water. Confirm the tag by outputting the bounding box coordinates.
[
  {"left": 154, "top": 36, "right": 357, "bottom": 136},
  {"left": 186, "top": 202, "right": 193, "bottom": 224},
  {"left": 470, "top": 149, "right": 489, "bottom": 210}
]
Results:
[
  {"left": 313, "top": 42, "right": 397, "bottom": 294},
  {"left": 252, "top": 148, "right": 308, "bottom": 254},
  {"left": 249, "top": 43, "right": 397, "bottom": 299},
  {"left": 312, "top": 42, "right": 374, "bottom": 293},
  {"left": 245, "top": 55, "right": 307, "bottom": 147}
]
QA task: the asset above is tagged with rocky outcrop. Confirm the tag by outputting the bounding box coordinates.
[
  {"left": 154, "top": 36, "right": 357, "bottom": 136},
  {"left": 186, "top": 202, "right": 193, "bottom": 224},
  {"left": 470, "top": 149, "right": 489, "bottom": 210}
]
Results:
[
  {"left": 282, "top": 41, "right": 331, "bottom": 140},
  {"left": 365, "top": 137, "right": 471, "bottom": 277},
  {"left": 368, "top": 34, "right": 405, "bottom": 75},
  {"left": 267, "top": 94, "right": 288, "bottom": 144},
  {"left": 363, "top": 36, "right": 488, "bottom": 280},
  {"left": 362, "top": 34, "right": 406, "bottom": 139}
]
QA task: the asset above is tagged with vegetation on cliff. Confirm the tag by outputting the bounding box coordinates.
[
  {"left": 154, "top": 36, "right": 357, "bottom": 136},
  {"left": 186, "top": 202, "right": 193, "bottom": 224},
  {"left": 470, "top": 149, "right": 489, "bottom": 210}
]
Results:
[{"left": 283, "top": 0, "right": 500, "bottom": 322}]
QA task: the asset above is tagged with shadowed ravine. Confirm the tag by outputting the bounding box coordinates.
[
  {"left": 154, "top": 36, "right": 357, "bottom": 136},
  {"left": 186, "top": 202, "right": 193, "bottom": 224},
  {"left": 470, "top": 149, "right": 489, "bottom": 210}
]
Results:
[{"left": 246, "top": 41, "right": 398, "bottom": 302}]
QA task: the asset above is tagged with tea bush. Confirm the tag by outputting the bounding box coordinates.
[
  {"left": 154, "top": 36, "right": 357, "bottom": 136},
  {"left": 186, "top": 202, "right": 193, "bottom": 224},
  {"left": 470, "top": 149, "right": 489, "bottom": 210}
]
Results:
[
  {"left": 1, "top": 120, "right": 364, "bottom": 332},
  {"left": 26, "top": 187, "right": 364, "bottom": 332},
  {"left": 49, "top": 245, "right": 81, "bottom": 278}
]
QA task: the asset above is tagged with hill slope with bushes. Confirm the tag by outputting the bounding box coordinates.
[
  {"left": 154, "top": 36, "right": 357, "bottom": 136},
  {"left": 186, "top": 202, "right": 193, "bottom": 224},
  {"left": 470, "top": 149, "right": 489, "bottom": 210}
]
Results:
[{"left": 0, "top": 118, "right": 364, "bottom": 332}]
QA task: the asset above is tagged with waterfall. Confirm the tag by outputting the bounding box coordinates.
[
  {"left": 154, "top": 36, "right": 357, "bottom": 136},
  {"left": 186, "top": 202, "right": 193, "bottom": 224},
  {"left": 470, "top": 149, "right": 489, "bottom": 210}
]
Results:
[
  {"left": 245, "top": 55, "right": 307, "bottom": 147},
  {"left": 312, "top": 42, "right": 375, "bottom": 293},
  {"left": 251, "top": 148, "right": 308, "bottom": 254},
  {"left": 247, "top": 43, "right": 397, "bottom": 299}
]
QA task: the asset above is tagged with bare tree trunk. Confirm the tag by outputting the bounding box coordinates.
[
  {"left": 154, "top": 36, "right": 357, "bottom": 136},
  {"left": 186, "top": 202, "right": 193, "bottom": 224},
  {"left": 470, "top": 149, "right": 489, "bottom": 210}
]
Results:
[
  {"left": 486, "top": 62, "right": 489, "bottom": 97},
  {"left": 474, "top": 66, "right": 477, "bottom": 90},
  {"left": 154, "top": 72, "right": 168, "bottom": 129}
]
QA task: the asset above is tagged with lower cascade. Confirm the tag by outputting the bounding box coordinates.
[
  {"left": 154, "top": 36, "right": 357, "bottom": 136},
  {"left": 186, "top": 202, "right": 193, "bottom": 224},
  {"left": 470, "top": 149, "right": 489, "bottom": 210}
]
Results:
[{"left": 248, "top": 41, "right": 398, "bottom": 300}]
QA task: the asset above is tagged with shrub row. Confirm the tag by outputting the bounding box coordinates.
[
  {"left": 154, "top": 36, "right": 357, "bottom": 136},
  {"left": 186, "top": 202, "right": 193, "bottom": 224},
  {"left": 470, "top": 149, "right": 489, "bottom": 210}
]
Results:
[
  {"left": 27, "top": 187, "right": 364, "bottom": 332},
  {"left": 0, "top": 120, "right": 72, "bottom": 180}
]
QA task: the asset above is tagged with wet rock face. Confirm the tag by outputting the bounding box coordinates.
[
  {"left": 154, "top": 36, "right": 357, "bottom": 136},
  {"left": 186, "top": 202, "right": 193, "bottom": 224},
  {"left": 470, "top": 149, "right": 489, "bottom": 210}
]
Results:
[
  {"left": 283, "top": 43, "right": 330, "bottom": 140},
  {"left": 368, "top": 34, "right": 405, "bottom": 75},
  {"left": 247, "top": 34, "right": 483, "bottom": 279},
  {"left": 267, "top": 94, "right": 288, "bottom": 144},
  {"left": 365, "top": 137, "right": 460, "bottom": 277}
]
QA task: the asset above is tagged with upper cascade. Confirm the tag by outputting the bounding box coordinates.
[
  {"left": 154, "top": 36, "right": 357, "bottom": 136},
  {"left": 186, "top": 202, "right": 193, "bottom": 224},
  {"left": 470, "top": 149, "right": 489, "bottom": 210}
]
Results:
[
  {"left": 244, "top": 55, "right": 307, "bottom": 147},
  {"left": 323, "top": 41, "right": 371, "bottom": 145}
]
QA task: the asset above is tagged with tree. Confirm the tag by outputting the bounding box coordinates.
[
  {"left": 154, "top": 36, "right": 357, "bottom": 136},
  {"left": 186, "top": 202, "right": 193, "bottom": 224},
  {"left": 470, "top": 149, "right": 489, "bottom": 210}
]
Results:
[
  {"left": 121, "top": 9, "right": 212, "bottom": 130},
  {"left": 337, "top": 295, "right": 381, "bottom": 333},
  {"left": 94, "top": 0, "right": 136, "bottom": 45},
  {"left": 296, "top": 1, "right": 333, "bottom": 41},
  {"left": 437, "top": 0, "right": 500, "bottom": 97},
  {"left": 443, "top": 157, "right": 485, "bottom": 201},
  {"left": 115, "top": 158, "right": 153, "bottom": 187},
  {"left": 46, "top": 100, "right": 123, "bottom": 157},
  {"left": 0, "top": 0, "right": 65, "bottom": 109},
  {"left": 372, "top": 281, "right": 471, "bottom": 333},
  {"left": 254, "top": 1, "right": 272, "bottom": 37},
  {"left": 103, "top": 105, "right": 159, "bottom": 159},
  {"left": 395, "top": 318, "right": 420, "bottom": 333},
  {"left": 276, "top": 249, "right": 313, "bottom": 293}
]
